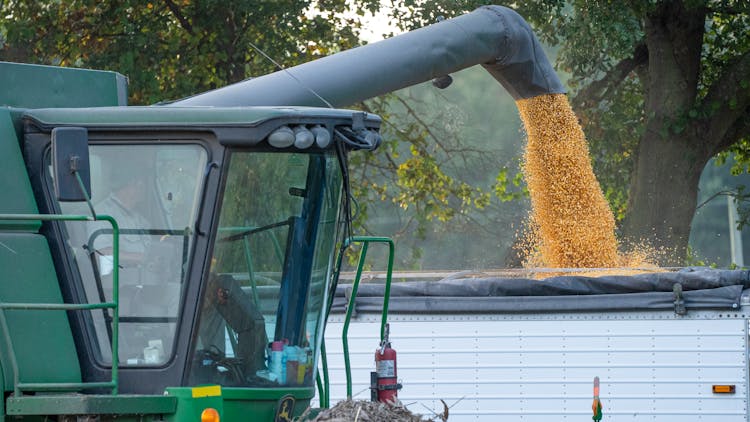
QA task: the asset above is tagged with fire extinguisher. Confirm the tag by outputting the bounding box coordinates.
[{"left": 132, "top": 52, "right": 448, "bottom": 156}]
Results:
[{"left": 371, "top": 323, "right": 402, "bottom": 403}]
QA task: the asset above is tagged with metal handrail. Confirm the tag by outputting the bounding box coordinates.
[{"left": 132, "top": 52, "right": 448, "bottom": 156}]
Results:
[
  {"left": 340, "top": 236, "right": 394, "bottom": 399},
  {"left": 0, "top": 213, "right": 120, "bottom": 396},
  {"left": 316, "top": 339, "right": 329, "bottom": 408},
  {"left": 218, "top": 225, "right": 287, "bottom": 306}
]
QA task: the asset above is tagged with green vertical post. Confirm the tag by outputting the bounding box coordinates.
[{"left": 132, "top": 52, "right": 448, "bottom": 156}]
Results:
[
  {"left": 241, "top": 235, "right": 261, "bottom": 306},
  {"left": 0, "top": 305, "right": 22, "bottom": 397},
  {"left": 342, "top": 241, "right": 368, "bottom": 399},
  {"left": 340, "top": 236, "right": 394, "bottom": 399},
  {"left": 376, "top": 238, "right": 394, "bottom": 343},
  {"left": 318, "top": 338, "right": 330, "bottom": 408}
]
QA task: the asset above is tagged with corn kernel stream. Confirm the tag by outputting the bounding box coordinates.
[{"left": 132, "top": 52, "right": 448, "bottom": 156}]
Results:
[{"left": 517, "top": 94, "right": 619, "bottom": 268}]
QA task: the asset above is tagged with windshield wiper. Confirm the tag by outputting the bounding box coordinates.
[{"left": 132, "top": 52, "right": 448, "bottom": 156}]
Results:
[{"left": 219, "top": 218, "right": 293, "bottom": 243}]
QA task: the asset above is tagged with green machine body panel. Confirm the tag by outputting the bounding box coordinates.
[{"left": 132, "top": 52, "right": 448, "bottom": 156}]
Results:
[
  {"left": 0, "top": 61, "right": 123, "bottom": 397},
  {"left": 0, "top": 99, "right": 83, "bottom": 393},
  {"left": 6, "top": 394, "right": 177, "bottom": 418},
  {"left": 164, "top": 386, "right": 314, "bottom": 422},
  {"left": 0, "top": 109, "right": 40, "bottom": 231},
  {"left": 0, "top": 233, "right": 82, "bottom": 388},
  {"left": 164, "top": 387, "right": 225, "bottom": 422},
  {"left": 0, "top": 62, "right": 127, "bottom": 416},
  {"left": 4, "top": 387, "right": 312, "bottom": 421},
  {"left": 0, "top": 61, "right": 127, "bottom": 109},
  {"left": 222, "top": 387, "right": 314, "bottom": 421}
]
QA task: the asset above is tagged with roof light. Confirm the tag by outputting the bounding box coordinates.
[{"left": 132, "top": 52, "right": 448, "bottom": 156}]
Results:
[
  {"left": 311, "top": 125, "right": 331, "bottom": 148},
  {"left": 268, "top": 126, "right": 294, "bottom": 148},
  {"left": 293, "top": 125, "right": 315, "bottom": 149}
]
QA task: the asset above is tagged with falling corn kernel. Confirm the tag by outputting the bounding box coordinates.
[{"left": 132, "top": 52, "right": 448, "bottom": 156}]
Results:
[{"left": 517, "top": 94, "right": 619, "bottom": 268}]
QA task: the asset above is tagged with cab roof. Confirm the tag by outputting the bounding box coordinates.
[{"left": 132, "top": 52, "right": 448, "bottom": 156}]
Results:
[{"left": 22, "top": 105, "right": 380, "bottom": 129}]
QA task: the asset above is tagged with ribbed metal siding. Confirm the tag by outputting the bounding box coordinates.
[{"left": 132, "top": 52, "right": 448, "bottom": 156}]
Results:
[{"left": 319, "top": 314, "right": 748, "bottom": 421}]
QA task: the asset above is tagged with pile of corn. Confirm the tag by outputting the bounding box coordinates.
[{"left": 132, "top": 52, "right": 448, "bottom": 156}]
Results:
[{"left": 517, "top": 94, "right": 619, "bottom": 268}]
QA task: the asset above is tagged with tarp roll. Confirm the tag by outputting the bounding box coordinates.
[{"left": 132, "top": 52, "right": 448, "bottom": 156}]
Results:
[{"left": 330, "top": 268, "right": 750, "bottom": 314}]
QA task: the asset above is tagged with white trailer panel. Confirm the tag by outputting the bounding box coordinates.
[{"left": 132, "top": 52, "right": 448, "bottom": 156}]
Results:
[{"left": 319, "top": 311, "right": 749, "bottom": 421}]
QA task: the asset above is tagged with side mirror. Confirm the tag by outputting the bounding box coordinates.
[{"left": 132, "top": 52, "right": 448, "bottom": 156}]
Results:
[{"left": 52, "top": 127, "right": 91, "bottom": 202}]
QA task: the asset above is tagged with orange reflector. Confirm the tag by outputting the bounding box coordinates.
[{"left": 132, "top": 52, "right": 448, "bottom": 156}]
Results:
[
  {"left": 201, "top": 408, "right": 220, "bottom": 422},
  {"left": 712, "top": 385, "right": 736, "bottom": 394}
]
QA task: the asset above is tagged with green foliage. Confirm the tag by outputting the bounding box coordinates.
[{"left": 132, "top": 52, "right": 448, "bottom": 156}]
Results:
[
  {"left": 720, "top": 138, "right": 750, "bottom": 176},
  {"left": 581, "top": 77, "right": 644, "bottom": 221},
  {"left": 494, "top": 167, "right": 527, "bottom": 202},
  {"left": 685, "top": 245, "right": 712, "bottom": 267},
  {"left": 0, "top": 0, "right": 378, "bottom": 104},
  {"left": 733, "top": 185, "right": 750, "bottom": 229},
  {"left": 695, "top": 183, "right": 750, "bottom": 229}
]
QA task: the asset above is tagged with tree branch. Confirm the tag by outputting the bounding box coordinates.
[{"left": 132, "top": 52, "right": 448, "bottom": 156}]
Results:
[
  {"left": 162, "top": 0, "right": 194, "bottom": 35},
  {"left": 572, "top": 43, "right": 648, "bottom": 110},
  {"left": 710, "top": 105, "right": 750, "bottom": 156},
  {"left": 391, "top": 94, "right": 454, "bottom": 153},
  {"left": 697, "top": 48, "right": 750, "bottom": 152}
]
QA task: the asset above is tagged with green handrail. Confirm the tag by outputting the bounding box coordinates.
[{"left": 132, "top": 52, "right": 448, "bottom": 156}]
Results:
[
  {"left": 341, "top": 236, "right": 394, "bottom": 399},
  {"left": 0, "top": 213, "right": 120, "bottom": 396},
  {"left": 218, "top": 225, "right": 285, "bottom": 305},
  {"left": 315, "top": 369, "right": 324, "bottom": 408},
  {"left": 316, "top": 338, "right": 330, "bottom": 408},
  {"left": 241, "top": 235, "right": 261, "bottom": 306}
]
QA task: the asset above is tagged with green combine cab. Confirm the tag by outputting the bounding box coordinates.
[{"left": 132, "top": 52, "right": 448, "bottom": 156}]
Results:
[{"left": 0, "top": 62, "right": 382, "bottom": 421}]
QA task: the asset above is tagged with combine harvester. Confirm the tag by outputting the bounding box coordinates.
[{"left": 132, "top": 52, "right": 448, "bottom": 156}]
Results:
[{"left": 0, "top": 4, "right": 746, "bottom": 422}]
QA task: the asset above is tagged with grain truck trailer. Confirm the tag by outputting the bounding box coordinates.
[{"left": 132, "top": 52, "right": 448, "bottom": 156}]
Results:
[{"left": 324, "top": 269, "right": 750, "bottom": 421}]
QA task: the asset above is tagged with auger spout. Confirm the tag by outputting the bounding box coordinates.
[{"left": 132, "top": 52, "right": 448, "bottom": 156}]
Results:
[{"left": 173, "top": 5, "right": 564, "bottom": 108}]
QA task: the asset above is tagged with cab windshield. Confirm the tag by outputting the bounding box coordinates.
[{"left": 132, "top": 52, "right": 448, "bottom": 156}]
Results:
[{"left": 188, "top": 151, "right": 342, "bottom": 387}]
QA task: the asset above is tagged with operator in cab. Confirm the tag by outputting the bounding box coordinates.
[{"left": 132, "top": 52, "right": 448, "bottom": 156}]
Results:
[
  {"left": 92, "top": 171, "right": 153, "bottom": 281},
  {"left": 88, "top": 162, "right": 179, "bottom": 365}
]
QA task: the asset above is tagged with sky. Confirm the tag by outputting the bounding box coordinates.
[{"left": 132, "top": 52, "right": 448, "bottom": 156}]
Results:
[{"left": 353, "top": 4, "right": 403, "bottom": 43}]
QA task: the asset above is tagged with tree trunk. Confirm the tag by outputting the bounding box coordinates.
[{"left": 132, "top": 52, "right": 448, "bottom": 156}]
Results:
[
  {"left": 620, "top": 0, "right": 707, "bottom": 265},
  {"left": 621, "top": 134, "right": 708, "bottom": 265}
]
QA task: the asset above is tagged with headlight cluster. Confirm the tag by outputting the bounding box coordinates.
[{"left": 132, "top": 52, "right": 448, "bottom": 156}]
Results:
[{"left": 267, "top": 125, "right": 331, "bottom": 149}]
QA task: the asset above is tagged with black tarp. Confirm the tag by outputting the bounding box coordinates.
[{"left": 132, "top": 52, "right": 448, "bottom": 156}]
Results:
[{"left": 330, "top": 268, "right": 750, "bottom": 314}]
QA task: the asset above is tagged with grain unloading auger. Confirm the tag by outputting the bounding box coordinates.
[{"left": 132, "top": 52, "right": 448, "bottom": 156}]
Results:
[
  {"left": 0, "top": 5, "right": 565, "bottom": 421},
  {"left": 174, "top": 5, "right": 565, "bottom": 108}
]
